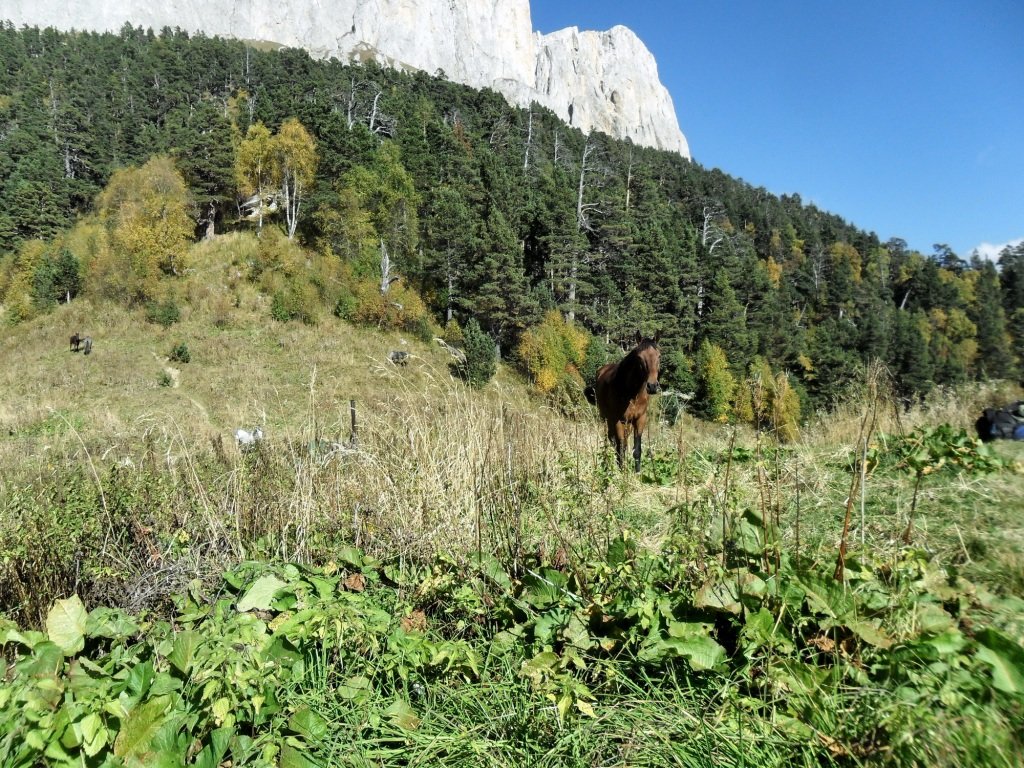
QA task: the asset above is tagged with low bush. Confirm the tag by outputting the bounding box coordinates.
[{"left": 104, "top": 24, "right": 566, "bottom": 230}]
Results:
[
  {"left": 145, "top": 298, "right": 181, "bottom": 327},
  {"left": 168, "top": 342, "right": 190, "bottom": 363}
]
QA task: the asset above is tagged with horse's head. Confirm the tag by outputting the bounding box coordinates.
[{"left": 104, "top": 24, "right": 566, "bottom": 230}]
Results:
[{"left": 634, "top": 333, "right": 661, "bottom": 395}]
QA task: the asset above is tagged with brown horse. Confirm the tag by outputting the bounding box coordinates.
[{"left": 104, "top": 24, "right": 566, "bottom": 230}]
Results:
[{"left": 585, "top": 334, "right": 661, "bottom": 471}]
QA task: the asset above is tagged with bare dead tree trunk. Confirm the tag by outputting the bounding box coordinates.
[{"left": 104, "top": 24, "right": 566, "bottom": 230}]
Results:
[
  {"left": 523, "top": 109, "right": 534, "bottom": 173},
  {"left": 346, "top": 77, "right": 357, "bottom": 129},
  {"left": 380, "top": 239, "right": 399, "bottom": 294},
  {"left": 624, "top": 146, "right": 634, "bottom": 214},
  {"left": 701, "top": 204, "right": 726, "bottom": 254},
  {"left": 369, "top": 90, "right": 382, "bottom": 134}
]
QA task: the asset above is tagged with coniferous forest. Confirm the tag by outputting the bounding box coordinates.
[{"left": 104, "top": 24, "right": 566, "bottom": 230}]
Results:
[{"left": 1, "top": 23, "right": 1022, "bottom": 414}]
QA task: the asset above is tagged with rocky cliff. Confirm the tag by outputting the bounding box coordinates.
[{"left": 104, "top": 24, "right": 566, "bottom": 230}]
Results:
[{"left": 0, "top": 0, "right": 690, "bottom": 157}]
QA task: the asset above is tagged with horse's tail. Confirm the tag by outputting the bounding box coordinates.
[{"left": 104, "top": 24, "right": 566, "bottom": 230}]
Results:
[{"left": 584, "top": 384, "right": 597, "bottom": 406}]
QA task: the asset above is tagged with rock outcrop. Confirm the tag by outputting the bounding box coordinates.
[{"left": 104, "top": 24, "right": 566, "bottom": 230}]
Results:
[{"left": 0, "top": 0, "right": 690, "bottom": 156}]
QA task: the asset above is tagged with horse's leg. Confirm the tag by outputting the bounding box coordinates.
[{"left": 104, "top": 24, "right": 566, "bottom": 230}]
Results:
[
  {"left": 633, "top": 426, "right": 642, "bottom": 472},
  {"left": 633, "top": 413, "right": 648, "bottom": 472},
  {"left": 612, "top": 420, "right": 627, "bottom": 469}
]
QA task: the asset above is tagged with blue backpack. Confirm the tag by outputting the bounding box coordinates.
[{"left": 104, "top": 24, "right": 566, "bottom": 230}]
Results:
[{"left": 976, "top": 401, "right": 1024, "bottom": 441}]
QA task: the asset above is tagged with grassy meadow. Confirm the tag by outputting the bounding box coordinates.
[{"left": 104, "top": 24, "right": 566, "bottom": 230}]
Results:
[{"left": 2, "top": 236, "right": 1024, "bottom": 766}]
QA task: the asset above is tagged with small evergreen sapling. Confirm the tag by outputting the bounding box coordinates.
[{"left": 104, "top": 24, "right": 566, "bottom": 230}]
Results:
[{"left": 461, "top": 318, "right": 496, "bottom": 387}]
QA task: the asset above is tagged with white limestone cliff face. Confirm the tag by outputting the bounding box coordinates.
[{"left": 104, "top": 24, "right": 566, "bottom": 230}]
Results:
[
  {"left": 532, "top": 26, "right": 689, "bottom": 157},
  {"left": 0, "top": 0, "right": 689, "bottom": 157}
]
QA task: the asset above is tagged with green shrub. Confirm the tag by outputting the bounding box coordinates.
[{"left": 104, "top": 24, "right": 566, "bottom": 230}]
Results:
[
  {"left": 145, "top": 298, "right": 181, "bottom": 327},
  {"left": 169, "top": 342, "right": 191, "bottom": 364},
  {"left": 461, "top": 318, "right": 496, "bottom": 388},
  {"left": 158, "top": 371, "right": 173, "bottom": 387},
  {"left": 271, "top": 283, "right": 319, "bottom": 325},
  {"left": 333, "top": 285, "right": 358, "bottom": 320}
]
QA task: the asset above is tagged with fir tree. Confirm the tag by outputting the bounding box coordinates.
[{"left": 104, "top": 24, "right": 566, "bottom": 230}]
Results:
[
  {"left": 971, "top": 262, "right": 1015, "bottom": 378},
  {"left": 461, "top": 317, "right": 497, "bottom": 388}
]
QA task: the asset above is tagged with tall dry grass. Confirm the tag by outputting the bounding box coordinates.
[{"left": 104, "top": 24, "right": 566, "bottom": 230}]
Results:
[{"left": 3, "top": 274, "right": 1022, "bottom": 624}]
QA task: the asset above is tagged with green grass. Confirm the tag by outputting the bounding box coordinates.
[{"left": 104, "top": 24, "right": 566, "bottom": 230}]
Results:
[{"left": 2, "top": 283, "right": 1024, "bottom": 767}]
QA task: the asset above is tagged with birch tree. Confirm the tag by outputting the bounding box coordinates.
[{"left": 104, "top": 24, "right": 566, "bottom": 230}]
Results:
[
  {"left": 235, "top": 122, "right": 276, "bottom": 233},
  {"left": 273, "top": 118, "right": 318, "bottom": 240}
]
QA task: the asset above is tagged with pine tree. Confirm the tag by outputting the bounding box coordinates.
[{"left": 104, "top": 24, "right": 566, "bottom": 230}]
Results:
[
  {"left": 971, "top": 262, "right": 1015, "bottom": 378},
  {"left": 458, "top": 205, "right": 537, "bottom": 349},
  {"left": 890, "top": 310, "right": 934, "bottom": 399},
  {"left": 700, "top": 270, "right": 752, "bottom": 369},
  {"left": 461, "top": 317, "right": 497, "bottom": 388},
  {"left": 999, "top": 242, "right": 1024, "bottom": 316},
  {"left": 168, "top": 101, "right": 237, "bottom": 238}
]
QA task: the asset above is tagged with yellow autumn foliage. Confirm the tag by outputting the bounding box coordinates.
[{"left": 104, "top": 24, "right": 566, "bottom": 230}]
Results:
[
  {"left": 517, "top": 310, "right": 590, "bottom": 394},
  {"left": 95, "top": 155, "right": 193, "bottom": 304}
]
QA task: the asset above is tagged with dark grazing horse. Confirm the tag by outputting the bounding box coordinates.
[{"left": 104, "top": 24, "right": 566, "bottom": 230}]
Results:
[
  {"left": 585, "top": 334, "right": 661, "bottom": 471},
  {"left": 70, "top": 333, "right": 81, "bottom": 352}
]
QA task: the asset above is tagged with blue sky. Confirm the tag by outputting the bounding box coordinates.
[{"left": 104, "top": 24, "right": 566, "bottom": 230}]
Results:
[{"left": 531, "top": 1, "right": 1023, "bottom": 260}]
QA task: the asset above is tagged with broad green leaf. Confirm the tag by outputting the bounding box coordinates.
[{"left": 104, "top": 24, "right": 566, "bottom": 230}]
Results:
[
  {"left": 79, "top": 712, "right": 103, "bottom": 744},
  {"left": 150, "top": 672, "right": 183, "bottom": 696},
  {"left": 338, "top": 675, "right": 371, "bottom": 702},
  {"left": 649, "top": 633, "right": 726, "bottom": 670},
  {"left": 797, "top": 572, "right": 854, "bottom": 618},
  {"left": 975, "top": 629, "right": 1024, "bottom": 694},
  {"left": 114, "top": 696, "right": 171, "bottom": 760},
  {"left": 212, "top": 697, "right": 231, "bottom": 724},
  {"left": 733, "top": 518, "right": 765, "bottom": 555},
  {"left": 81, "top": 715, "right": 109, "bottom": 758},
  {"left": 925, "top": 629, "right": 967, "bottom": 656},
  {"left": 385, "top": 698, "right": 420, "bottom": 730},
  {"left": 269, "top": 609, "right": 319, "bottom": 639},
  {"left": 769, "top": 658, "right": 834, "bottom": 696},
  {"left": 168, "top": 631, "right": 200, "bottom": 675},
  {"left": 575, "top": 699, "right": 597, "bottom": 718},
  {"left": 306, "top": 575, "right": 337, "bottom": 600},
  {"left": 281, "top": 743, "right": 323, "bottom": 768},
  {"left": 237, "top": 574, "right": 288, "bottom": 612},
  {"left": 472, "top": 553, "right": 513, "bottom": 590},
  {"left": 739, "top": 607, "right": 777, "bottom": 654},
  {"left": 336, "top": 546, "right": 364, "bottom": 569},
  {"left": 606, "top": 535, "right": 634, "bottom": 567},
  {"left": 46, "top": 595, "right": 88, "bottom": 656},
  {"left": 193, "top": 727, "right": 234, "bottom": 768},
  {"left": 916, "top": 603, "right": 956, "bottom": 635},
  {"left": 693, "top": 580, "right": 741, "bottom": 615},
  {"left": 0, "top": 623, "right": 45, "bottom": 649},
  {"left": 556, "top": 693, "right": 572, "bottom": 722},
  {"left": 44, "top": 738, "right": 74, "bottom": 763},
  {"left": 19, "top": 640, "right": 63, "bottom": 678},
  {"left": 521, "top": 570, "right": 569, "bottom": 608},
  {"left": 563, "top": 614, "right": 594, "bottom": 651},
  {"left": 488, "top": 628, "right": 523, "bottom": 657},
  {"left": 520, "top": 651, "right": 560, "bottom": 685},
  {"left": 843, "top": 618, "right": 893, "bottom": 649},
  {"left": 86, "top": 606, "right": 139, "bottom": 639},
  {"left": 127, "top": 660, "right": 155, "bottom": 698},
  {"left": 288, "top": 707, "right": 329, "bottom": 742}
]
